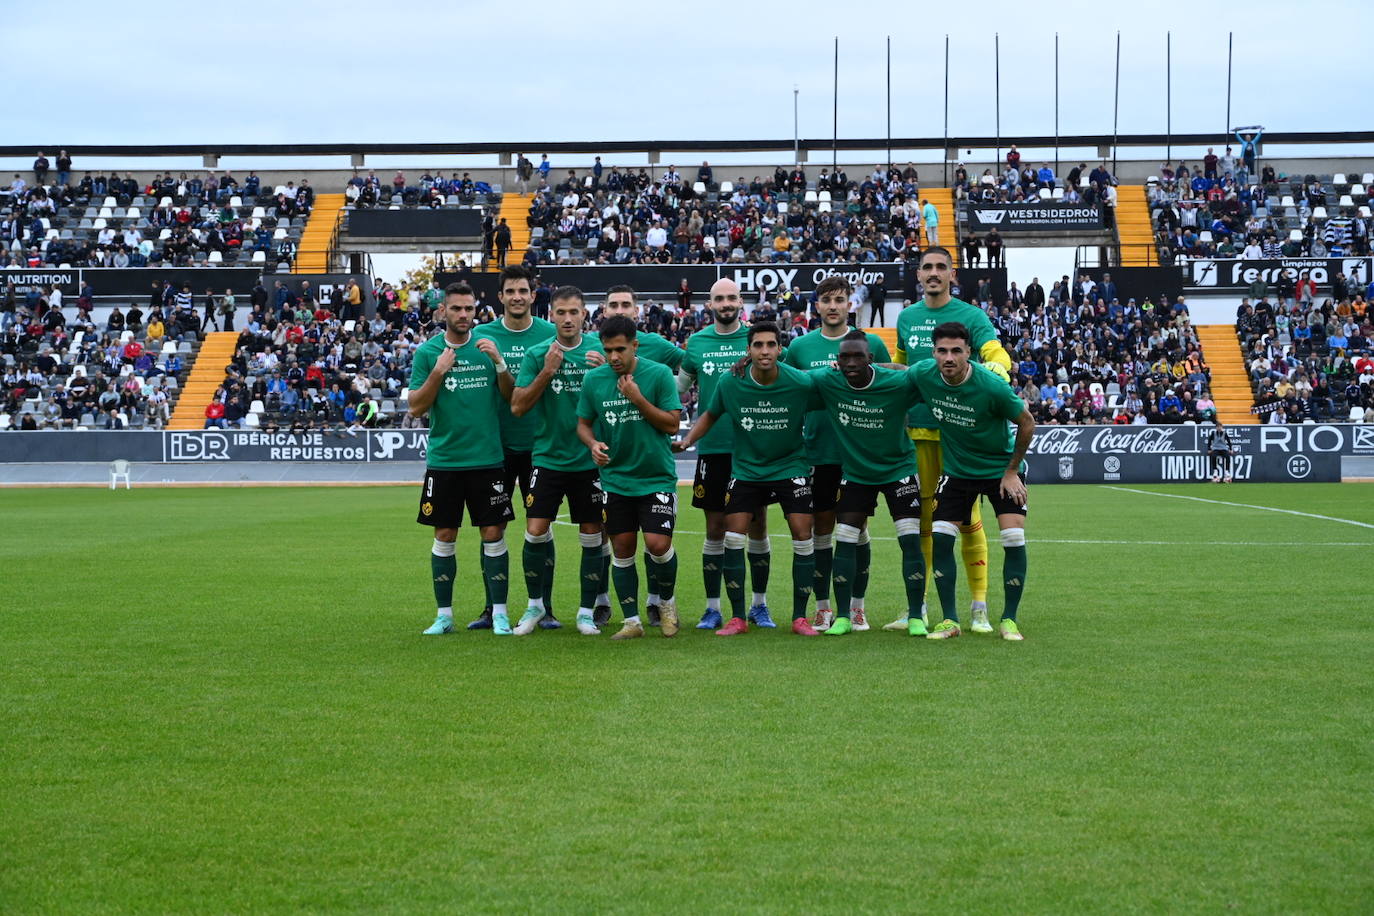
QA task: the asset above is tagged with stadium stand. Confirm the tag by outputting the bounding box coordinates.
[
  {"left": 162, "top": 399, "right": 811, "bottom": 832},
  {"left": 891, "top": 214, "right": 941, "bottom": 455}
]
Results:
[
  {"left": 2, "top": 162, "right": 312, "bottom": 273},
  {"left": 294, "top": 194, "right": 346, "bottom": 273}
]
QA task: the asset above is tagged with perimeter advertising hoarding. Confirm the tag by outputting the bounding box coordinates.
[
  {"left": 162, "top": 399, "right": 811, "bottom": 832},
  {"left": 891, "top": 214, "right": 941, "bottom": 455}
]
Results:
[
  {"left": 2, "top": 425, "right": 1368, "bottom": 484},
  {"left": 1184, "top": 257, "right": 1374, "bottom": 291}
]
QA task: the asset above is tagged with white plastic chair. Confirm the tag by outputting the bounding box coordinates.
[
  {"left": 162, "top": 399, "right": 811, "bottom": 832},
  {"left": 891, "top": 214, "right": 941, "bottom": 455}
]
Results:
[
  {"left": 692, "top": 181, "right": 707, "bottom": 196},
  {"left": 720, "top": 181, "right": 734, "bottom": 194},
  {"left": 109, "top": 459, "right": 132, "bottom": 490}
]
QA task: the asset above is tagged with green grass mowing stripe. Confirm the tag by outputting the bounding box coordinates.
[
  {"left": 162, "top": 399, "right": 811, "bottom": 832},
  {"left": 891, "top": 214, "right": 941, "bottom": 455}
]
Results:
[{"left": 1, "top": 485, "right": 1371, "bottom": 912}]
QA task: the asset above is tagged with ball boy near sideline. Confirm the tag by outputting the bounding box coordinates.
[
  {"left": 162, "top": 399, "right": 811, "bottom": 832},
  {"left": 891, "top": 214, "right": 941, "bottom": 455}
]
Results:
[
  {"left": 782, "top": 274, "right": 891, "bottom": 631},
  {"left": 409, "top": 283, "right": 517, "bottom": 636},
  {"left": 907, "top": 322, "right": 1036, "bottom": 641},
  {"left": 576, "top": 315, "right": 683, "bottom": 639}
]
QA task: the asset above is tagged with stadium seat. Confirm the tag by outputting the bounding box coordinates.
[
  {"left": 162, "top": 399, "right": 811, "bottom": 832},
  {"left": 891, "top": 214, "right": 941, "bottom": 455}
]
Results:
[
  {"left": 1351, "top": 406, "right": 1367, "bottom": 422},
  {"left": 159, "top": 197, "right": 173, "bottom": 208},
  {"left": 804, "top": 190, "right": 818, "bottom": 204},
  {"left": 1038, "top": 188, "right": 1051, "bottom": 200},
  {"left": 251, "top": 401, "right": 268, "bottom": 419},
  {"left": 693, "top": 181, "right": 707, "bottom": 195},
  {"left": 92, "top": 218, "right": 106, "bottom": 230},
  {"left": 230, "top": 196, "right": 242, "bottom": 208},
  {"left": 819, "top": 190, "right": 832, "bottom": 203},
  {"left": 102, "top": 196, "right": 117, "bottom": 208},
  {"left": 1199, "top": 231, "right": 1213, "bottom": 244},
  {"left": 1363, "top": 172, "right": 1374, "bottom": 185},
  {"left": 1288, "top": 229, "right": 1303, "bottom": 242},
  {"left": 208, "top": 251, "right": 223, "bottom": 263},
  {"left": 1352, "top": 184, "right": 1367, "bottom": 197},
  {"left": 720, "top": 181, "right": 734, "bottom": 194},
  {"left": 1340, "top": 195, "right": 1355, "bottom": 207},
  {"left": 251, "top": 206, "right": 265, "bottom": 219},
  {"left": 1312, "top": 207, "right": 1328, "bottom": 220},
  {"left": 119, "top": 330, "right": 133, "bottom": 343},
  {"left": 251, "top": 250, "right": 265, "bottom": 263},
  {"left": 1332, "top": 173, "right": 1347, "bottom": 187},
  {"left": 243, "top": 413, "right": 260, "bottom": 429},
  {"left": 818, "top": 201, "right": 832, "bottom": 213},
  {"left": 126, "top": 207, "right": 140, "bottom": 219},
  {"left": 1280, "top": 195, "right": 1295, "bottom": 208},
  {"left": 161, "top": 341, "right": 177, "bottom": 355},
  {"left": 343, "top": 320, "right": 356, "bottom": 332},
  {"left": 0, "top": 412, "right": 9, "bottom": 430},
  {"left": 1052, "top": 187, "right": 1065, "bottom": 201},
  {"left": 1360, "top": 206, "right": 1372, "bottom": 219},
  {"left": 158, "top": 228, "right": 171, "bottom": 240},
  {"left": 777, "top": 201, "right": 789, "bottom": 214}
]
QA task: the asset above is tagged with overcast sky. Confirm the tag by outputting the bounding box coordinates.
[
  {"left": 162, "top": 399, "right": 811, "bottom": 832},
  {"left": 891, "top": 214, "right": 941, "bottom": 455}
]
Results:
[{"left": 1, "top": 0, "right": 1368, "bottom": 167}]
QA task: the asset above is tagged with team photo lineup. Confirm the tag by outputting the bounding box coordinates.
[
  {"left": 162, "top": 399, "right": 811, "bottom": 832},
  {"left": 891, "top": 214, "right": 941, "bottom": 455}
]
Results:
[{"left": 410, "top": 249, "right": 1035, "bottom": 642}]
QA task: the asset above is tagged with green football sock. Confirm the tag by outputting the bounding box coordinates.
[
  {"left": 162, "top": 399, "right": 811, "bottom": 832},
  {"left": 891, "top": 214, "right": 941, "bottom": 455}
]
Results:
[
  {"left": 813, "top": 542, "right": 833, "bottom": 605},
  {"left": 479, "top": 542, "right": 492, "bottom": 608},
  {"left": 854, "top": 539, "right": 871, "bottom": 600},
  {"left": 723, "top": 546, "right": 747, "bottom": 619},
  {"left": 832, "top": 539, "right": 857, "bottom": 618},
  {"left": 481, "top": 541, "right": 509, "bottom": 606},
  {"left": 748, "top": 541, "right": 771, "bottom": 596},
  {"left": 791, "top": 547, "right": 815, "bottom": 620},
  {"left": 650, "top": 550, "right": 678, "bottom": 600},
  {"left": 579, "top": 545, "right": 602, "bottom": 610},
  {"left": 611, "top": 559, "right": 638, "bottom": 619},
  {"left": 897, "top": 534, "right": 926, "bottom": 618},
  {"left": 703, "top": 541, "right": 724, "bottom": 601},
  {"left": 1003, "top": 544, "right": 1027, "bottom": 621},
  {"left": 542, "top": 540, "right": 556, "bottom": 614},
  {"left": 932, "top": 532, "right": 958, "bottom": 623},
  {"left": 522, "top": 538, "right": 551, "bottom": 605},
  {"left": 600, "top": 545, "right": 611, "bottom": 600},
  {"left": 431, "top": 553, "right": 456, "bottom": 611}
]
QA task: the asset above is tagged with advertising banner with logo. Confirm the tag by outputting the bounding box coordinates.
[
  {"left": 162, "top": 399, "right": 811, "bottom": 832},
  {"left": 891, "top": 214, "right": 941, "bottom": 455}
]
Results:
[
  {"left": 2, "top": 425, "right": 1369, "bottom": 484},
  {"left": 0, "top": 267, "right": 262, "bottom": 298},
  {"left": 439, "top": 262, "right": 904, "bottom": 300},
  {"left": 966, "top": 204, "right": 1104, "bottom": 233},
  {"left": 1184, "top": 257, "right": 1374, "bottom": 291}
]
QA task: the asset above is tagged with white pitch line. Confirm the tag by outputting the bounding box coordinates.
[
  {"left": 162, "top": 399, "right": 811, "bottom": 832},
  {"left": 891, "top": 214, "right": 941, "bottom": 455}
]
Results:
[
  {"left": 549, "top": 519, "right": 1371, "bottom": 547},
  {"left": 1104, "top": 485, "right": 1374, "bottom": 531}
]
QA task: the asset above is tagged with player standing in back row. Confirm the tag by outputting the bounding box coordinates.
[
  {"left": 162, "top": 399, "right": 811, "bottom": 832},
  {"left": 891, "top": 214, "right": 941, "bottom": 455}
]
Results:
[
  {"left": 782, "top": 274, "right": 890, "bottom": 631},
  {"left": 890, "top": 247, "right": 1014, "bottom": 634},
  {"left": 907, "top": 322, "right": 1036, "bottom": 641},
  {"left": 409, "top": 283, "right": 516, "bottom": 636},
  {"left": 510, "top": 286, "right": 607, "bottom": 635},
  {"left": 680, "top": 278, "right": 773, "bottom": 630},
  {"left": 469, "top": 265, "right": 560, "bottom": 630}
]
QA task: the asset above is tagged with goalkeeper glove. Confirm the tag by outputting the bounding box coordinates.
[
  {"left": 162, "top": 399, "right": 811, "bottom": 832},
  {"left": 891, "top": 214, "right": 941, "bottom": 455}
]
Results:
[{"left": 985, "top": 361, "right": 1012, "bottom": 386}]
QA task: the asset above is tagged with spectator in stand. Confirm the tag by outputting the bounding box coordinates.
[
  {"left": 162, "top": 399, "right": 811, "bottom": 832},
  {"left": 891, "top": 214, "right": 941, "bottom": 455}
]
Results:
[{"left": 204, "top": 399, "right": 226, "bottom": 429}]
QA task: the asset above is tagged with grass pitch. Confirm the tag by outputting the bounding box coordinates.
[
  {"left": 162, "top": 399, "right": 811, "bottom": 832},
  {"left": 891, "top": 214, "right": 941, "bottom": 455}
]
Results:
[{"left": 2, "top": 483, "right": 1372, "bottom": 913}]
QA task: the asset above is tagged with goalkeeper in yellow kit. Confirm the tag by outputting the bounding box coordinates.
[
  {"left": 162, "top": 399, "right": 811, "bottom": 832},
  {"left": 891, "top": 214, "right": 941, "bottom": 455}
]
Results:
[{"left": 887, "top": 247, "right": 1014, "bottom": 633}]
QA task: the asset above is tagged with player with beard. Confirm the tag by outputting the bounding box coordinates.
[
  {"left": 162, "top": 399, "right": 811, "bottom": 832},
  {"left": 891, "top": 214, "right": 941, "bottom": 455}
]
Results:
[
  {"left": 410, "top": 283, "right": 516, "bottom": 636},
  {"left": 889, "top": 247, "right": 1013, "bottom": 634},
  {"left": 907, "top": 322, "right": 1035, "bottom": 640},
  {"left": 675, "top": 322, "right": 821, "bottom": 635},
  {"left": 782, "top": 275, "right": 890, "bottom": 631},
  {"left": 510, "top": 286, "right": 609, "bottom": 635},
  {"left": 680, "top": 279, "right": 773, "bottom": 630},
  {"left": 468, "top": 265, "right": 565, "bottom": 630}
]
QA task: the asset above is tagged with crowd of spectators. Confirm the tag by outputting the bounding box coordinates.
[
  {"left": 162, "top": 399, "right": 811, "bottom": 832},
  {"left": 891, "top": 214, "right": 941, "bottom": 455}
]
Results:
[
  {"left": 518, "top": 157, "right": 937, "bottom": 266},
  {"left": 343, "top": 169, "right": 494, "bottom": 209},
  {"left": 1150, "top": 142, "right": 1373, "bottom": 264},
  {"left": 1235, "top": 285, "right": 1374, "bottom": 423},
  {"left": 0, "top": 279, "right": 199, "bottom": 430},
  {"left": 1, "top": 151, "right": 311, "bottom": 271}
]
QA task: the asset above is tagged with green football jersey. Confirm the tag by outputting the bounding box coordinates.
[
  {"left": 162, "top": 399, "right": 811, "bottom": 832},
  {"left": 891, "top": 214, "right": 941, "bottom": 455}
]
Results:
[
  {"left": 704, "top": 362, "right": 815, "bottom": 482},
  {"left": 576, "top": 358, "right": 681, "bottom": 496},
  {"left": 894, "top": 297, "right": 999, "bottom": 429},
  {"left": 782, "top": 328, "right": 892, "bottom": 466},
  {"left": 810, "top": 365, "right": 922, "bottom": 485},
  {"left": 473, "top": 316, "right": 557, "bottom": 451},
  {"left": 408, "top": 333, "right": 505, "bottom": 470},
  {"left": 909, "top": 359, "right": 1027, "bottom": 479},
  {"left": 516, "top": 335, "right": 603, "bottom": 472},
  {"left": 635, "top": 331, "right": 685, "bottom": 370},
  {"left": 681, "top": 324, "right": 750, "bottom": 455}
]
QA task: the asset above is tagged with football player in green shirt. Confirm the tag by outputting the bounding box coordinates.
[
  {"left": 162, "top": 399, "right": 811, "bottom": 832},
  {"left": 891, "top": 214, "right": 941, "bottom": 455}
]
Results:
[
  {"left": 408, "top": 283, "right": 517, "bottom": 636},
  {"left": 890, "top": 246, "right": 1015, "bottom": 634},
  {"left": 908, "top": 322, "right": 1035, "bottom": 641},
  {"left": 510, "top": 286, "right": 614, "bottom": 636},
  {"left": 680, "top": 278, "right": 773, "bottom": 630},
  {"left": 469, "top": 265, "right": 557, "bottom": 630},
  {"left": 809, "top": 331, "right": 928, "bottom": 636},
  {"left": 782, "top": 274, "right": 891, "bottom": 632},
  {"left": 675, "top": 322, "right": 821, "bottom": 636},
  {"left": 595, "top": 284, "right": 684, "bottom": 627},
  {"left": 576, "top": 315, "right": 683, "bottom": 639}
]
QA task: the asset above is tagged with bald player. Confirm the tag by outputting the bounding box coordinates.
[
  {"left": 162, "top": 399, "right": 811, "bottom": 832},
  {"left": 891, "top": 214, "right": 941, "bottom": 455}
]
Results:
[{"left": 680, "top": 278, "right": 774, "bottom": 630}]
